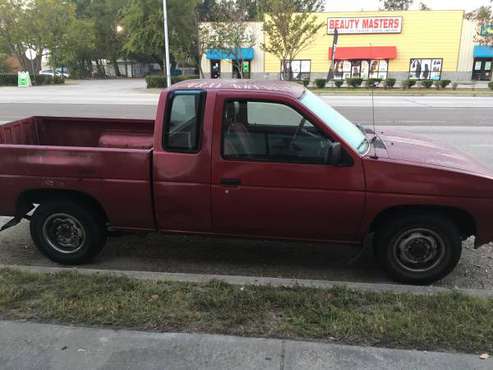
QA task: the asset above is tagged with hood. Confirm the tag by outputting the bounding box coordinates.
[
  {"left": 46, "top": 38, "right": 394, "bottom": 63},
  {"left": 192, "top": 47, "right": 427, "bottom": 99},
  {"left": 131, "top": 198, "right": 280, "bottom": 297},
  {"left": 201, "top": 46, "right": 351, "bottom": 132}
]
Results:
[{"left": 377, "top": 129, "right": 492, "bottom": 178}]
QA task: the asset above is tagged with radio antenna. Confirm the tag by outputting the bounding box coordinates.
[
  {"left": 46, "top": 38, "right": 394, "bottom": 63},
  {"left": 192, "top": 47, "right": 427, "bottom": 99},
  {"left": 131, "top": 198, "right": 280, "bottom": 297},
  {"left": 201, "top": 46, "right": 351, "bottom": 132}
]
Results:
[{"left": 369, "top": 43, "right": 379, "bottom": 159}]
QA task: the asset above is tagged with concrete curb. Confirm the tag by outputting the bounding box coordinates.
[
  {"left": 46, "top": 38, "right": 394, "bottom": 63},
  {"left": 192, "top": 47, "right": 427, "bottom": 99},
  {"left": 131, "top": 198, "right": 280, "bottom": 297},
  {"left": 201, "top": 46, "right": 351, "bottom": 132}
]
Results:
[{"left": 2, "top": 263, "right": 493, "bottom": 298}]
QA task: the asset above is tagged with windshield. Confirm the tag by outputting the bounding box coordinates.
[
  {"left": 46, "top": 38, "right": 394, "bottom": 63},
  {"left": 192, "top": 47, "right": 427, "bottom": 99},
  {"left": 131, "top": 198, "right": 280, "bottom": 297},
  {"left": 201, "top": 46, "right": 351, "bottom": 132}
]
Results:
[{"left": 299, "top": 90, "right": 369, "bottom": 155}]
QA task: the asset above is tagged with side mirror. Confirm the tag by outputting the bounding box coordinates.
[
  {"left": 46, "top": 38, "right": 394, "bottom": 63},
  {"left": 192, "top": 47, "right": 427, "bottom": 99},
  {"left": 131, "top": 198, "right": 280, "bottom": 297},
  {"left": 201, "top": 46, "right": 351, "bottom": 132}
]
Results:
[{"left": 324, "top": 141, "right": 342, "bottom": 166}]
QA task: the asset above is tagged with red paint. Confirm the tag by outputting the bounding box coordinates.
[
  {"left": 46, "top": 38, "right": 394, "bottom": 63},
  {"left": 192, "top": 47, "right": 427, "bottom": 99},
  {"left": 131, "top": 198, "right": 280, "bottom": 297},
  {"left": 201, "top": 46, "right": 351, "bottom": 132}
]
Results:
[
  {"left": 0, "top": 79, "right": 492, "bottom": 247},
  {"left": 329, "top": 46, "right": 397, "bottom": 60}
]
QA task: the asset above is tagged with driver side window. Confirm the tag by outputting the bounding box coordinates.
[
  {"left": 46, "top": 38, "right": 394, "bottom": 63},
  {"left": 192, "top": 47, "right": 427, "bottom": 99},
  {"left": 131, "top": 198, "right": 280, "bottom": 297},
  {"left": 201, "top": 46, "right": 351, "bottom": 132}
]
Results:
[{"left": 222, "top": 100, "right": 331, "bottom": 164}]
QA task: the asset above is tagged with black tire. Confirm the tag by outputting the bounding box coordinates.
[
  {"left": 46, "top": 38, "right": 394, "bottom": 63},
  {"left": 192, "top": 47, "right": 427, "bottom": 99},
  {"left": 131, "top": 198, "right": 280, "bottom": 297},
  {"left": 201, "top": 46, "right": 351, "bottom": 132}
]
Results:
[
  {"left": 375, "top": 213, "right": 462, "bottom": 285},
  {"left": 30, "top": 200, "right": 107, "bottom": 265}
]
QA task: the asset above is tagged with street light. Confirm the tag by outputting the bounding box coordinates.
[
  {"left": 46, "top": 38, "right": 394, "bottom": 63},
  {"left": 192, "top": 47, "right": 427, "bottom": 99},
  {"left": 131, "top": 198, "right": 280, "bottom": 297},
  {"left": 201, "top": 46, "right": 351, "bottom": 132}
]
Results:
[{"left": 162, "top": 0, "right": 171, "bottom": 88}]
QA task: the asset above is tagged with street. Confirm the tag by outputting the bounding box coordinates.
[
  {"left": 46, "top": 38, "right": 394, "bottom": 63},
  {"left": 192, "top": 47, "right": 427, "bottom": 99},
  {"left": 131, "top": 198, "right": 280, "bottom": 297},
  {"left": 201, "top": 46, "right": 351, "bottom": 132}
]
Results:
[{"left": 0, "top": 80, "right": 492, "bottom": 289}]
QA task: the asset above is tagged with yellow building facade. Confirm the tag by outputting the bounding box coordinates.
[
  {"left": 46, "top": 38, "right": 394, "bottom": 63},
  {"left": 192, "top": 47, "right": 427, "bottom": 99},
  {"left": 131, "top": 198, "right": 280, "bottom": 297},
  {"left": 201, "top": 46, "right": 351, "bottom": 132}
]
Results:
[{"left": 263, "top": 10, "right": 469, "bottom": 81}]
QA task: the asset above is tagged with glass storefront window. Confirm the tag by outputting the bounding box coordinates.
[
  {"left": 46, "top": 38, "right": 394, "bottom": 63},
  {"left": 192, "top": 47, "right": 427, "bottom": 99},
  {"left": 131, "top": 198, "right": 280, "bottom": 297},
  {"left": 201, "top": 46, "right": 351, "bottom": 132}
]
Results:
[
  {"left": 409, "top": 58, "right": 442, "bottom": 80},
  {"left": 281, "top": 60, "right": 311, "bottom": 80},
  {"left": 334, "top": 59, "right": 389, "bottom": 80}
]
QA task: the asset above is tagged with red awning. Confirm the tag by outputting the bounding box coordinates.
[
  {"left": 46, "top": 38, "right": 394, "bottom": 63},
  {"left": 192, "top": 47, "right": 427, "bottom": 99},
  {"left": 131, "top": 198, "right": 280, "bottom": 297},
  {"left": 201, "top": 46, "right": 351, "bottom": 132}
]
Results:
[{"left": 329, "top": 46, "right": 397, "bottom": 60}]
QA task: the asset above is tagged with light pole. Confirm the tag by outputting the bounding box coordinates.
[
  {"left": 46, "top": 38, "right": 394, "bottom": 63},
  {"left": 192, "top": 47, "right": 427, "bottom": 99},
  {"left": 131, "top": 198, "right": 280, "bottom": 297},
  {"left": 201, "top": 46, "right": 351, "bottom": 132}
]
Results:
[{"left": 162, "top": 0, "right": 171, "bottom": 88}]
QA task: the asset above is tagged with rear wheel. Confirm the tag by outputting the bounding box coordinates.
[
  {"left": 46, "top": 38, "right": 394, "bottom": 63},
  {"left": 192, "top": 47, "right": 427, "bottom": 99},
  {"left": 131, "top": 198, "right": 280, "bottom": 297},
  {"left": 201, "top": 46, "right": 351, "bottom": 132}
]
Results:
[
  {"left": 375, "top": 213, "right": 462, "bottom": 285},
  {"left": 30, "top": 200, "right": 107, "bottom": 265}
]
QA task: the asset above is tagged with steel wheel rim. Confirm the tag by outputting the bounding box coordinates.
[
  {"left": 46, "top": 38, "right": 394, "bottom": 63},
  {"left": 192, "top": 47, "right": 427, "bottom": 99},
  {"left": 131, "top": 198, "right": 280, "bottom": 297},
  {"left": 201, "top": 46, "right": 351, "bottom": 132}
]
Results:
[
  {"left": 42, "top": 213, "right": 86, "bottom": 254},
  {"left": 392, "top": 228, "right": 446, "bottom": 273}
]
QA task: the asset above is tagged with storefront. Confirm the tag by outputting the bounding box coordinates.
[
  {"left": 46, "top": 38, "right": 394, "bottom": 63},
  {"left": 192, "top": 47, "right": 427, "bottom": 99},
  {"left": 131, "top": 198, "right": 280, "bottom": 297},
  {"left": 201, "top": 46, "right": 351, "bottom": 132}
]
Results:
[
  {"left": 264, "top": 10, "right": 468, "bottom": 81},
  {"left": 206, "top": 48, "right": 254, "bottom": 79},
  {"left": 472, "top": 46, "right": 493, "bottom": 81}
]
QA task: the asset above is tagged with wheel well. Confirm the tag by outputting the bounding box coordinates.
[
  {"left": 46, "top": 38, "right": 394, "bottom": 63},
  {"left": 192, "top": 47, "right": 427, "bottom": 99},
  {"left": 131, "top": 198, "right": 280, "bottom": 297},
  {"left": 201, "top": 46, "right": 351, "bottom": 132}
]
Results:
[
  {"left": 369, "top": 205, "right": 476, "bottom": 240},
  {"left": 16, "top": 189, "right": 108, "bottom": 222}
]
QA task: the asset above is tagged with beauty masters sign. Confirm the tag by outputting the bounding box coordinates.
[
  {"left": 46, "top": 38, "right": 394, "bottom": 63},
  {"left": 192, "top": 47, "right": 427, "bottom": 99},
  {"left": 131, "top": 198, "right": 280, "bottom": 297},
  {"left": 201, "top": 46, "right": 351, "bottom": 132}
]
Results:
[{"left": 327, "top": 16, "right": 403, "bottom": 34}]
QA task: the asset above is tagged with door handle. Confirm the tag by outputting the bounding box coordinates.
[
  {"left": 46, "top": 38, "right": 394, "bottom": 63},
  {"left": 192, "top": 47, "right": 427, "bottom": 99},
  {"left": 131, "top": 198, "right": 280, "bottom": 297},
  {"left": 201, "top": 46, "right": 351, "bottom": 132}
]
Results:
[{"left": 220, "top": 178, "right": 241, "bottom": 186}]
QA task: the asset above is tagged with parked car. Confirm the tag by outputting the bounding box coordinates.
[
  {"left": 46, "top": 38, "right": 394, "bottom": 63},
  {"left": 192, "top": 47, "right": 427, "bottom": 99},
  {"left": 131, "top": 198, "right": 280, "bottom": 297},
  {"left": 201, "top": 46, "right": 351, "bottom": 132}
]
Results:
[
  {"left": 39, "top": 68, "right": 70, "bottom": 78},
  {"left": 0, "top": 80, "right": 492, "bottom": 284}
]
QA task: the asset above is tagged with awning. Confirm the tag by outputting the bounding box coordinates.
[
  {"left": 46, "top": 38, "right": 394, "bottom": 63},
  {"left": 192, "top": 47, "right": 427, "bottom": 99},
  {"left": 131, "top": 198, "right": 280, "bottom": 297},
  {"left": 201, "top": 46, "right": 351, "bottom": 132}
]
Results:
[
  {"left": 206, "top": 48, "right": 254, "bottom": 61},
  {"left": 329, "top": 46, "right": 397, "bottom": 60},
  {"left": 474, "top": 45, "right": 493, "bottom": 58}
]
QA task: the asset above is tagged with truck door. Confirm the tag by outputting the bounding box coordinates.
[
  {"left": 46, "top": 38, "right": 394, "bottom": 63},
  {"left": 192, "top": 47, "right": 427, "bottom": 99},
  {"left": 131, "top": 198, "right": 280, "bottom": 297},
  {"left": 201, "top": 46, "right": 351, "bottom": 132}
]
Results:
[
  {"left": 153, "top": 89, "right": 213, "bottom": 232},
  {"left": 210, "top": 92, "right": 366, "bottom": 242}
]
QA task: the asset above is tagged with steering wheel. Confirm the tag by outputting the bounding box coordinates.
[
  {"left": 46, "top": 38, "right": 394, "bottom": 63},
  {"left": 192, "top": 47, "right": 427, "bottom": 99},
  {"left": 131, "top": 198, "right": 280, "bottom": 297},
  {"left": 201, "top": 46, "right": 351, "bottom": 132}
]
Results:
[{"left": 289, "top": 118, "right": 306, "bottom": 151}]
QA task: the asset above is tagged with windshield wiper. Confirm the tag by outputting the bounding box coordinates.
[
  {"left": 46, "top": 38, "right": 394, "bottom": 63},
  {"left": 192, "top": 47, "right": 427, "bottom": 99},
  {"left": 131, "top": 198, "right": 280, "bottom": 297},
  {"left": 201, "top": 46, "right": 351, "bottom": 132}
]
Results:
[{"left": 357, "top": 137, "right": 370, "bottom": 153}]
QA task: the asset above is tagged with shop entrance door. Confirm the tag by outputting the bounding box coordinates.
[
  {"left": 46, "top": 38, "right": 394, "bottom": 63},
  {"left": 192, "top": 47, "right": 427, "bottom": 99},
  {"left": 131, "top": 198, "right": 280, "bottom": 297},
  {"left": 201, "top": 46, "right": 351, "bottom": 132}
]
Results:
[
  {"left": 472, "top": 58, "right": 493, "bottom": 81},
  {"left": 210, "top": 60, "right": 221, "bottom": 79}
]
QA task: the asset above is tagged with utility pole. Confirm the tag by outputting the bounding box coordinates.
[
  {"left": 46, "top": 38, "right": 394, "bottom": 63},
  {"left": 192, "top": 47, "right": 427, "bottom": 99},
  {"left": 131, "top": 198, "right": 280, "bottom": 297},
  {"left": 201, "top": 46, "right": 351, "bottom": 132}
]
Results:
[{"left": 162, "top": 0, "right": 172, "bottom": 88}]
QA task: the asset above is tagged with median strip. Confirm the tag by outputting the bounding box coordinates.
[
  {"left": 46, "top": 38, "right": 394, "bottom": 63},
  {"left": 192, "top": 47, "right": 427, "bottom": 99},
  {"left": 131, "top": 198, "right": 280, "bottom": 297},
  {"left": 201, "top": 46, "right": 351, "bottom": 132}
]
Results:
[{"left": 0, "top": 267, "right": 492, "bottom": 354}]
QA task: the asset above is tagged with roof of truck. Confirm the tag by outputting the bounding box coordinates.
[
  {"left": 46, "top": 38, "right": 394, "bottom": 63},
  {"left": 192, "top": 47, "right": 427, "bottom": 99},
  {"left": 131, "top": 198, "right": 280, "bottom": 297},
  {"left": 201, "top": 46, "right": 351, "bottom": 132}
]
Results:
[{"left": 170, "top": 79, "right": 306, "bottom": 99}]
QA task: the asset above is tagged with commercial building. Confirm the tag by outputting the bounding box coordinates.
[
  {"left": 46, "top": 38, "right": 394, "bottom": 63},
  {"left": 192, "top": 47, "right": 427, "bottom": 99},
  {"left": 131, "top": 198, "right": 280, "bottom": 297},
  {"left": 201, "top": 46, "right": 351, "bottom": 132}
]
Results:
[{"left": 200, "top": 10, "right": 493, "bottom": 82}]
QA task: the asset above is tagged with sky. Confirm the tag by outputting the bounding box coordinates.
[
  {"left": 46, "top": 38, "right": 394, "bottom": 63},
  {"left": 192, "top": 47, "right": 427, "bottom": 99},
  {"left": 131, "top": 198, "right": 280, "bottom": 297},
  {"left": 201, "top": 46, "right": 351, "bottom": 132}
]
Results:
[{"left": 324, "top": 0, "right": 491, "bottom": 12}]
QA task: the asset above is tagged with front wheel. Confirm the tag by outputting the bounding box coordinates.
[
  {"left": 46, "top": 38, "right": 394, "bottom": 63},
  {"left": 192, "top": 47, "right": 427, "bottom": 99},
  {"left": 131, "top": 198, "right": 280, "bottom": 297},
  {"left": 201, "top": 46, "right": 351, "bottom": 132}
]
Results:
[
  {"left": 30, "top": 200, "right": 107, "bottom": 265},
  {"left": 375, "top": 214, "right": 462, "bottom": 285}
]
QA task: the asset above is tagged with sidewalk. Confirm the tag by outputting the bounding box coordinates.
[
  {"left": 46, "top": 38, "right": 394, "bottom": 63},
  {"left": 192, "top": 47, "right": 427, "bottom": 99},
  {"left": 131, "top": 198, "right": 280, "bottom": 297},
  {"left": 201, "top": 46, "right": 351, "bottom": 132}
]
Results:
[{"left": 0, "top": 320, "right": 489, "bottom": 370}]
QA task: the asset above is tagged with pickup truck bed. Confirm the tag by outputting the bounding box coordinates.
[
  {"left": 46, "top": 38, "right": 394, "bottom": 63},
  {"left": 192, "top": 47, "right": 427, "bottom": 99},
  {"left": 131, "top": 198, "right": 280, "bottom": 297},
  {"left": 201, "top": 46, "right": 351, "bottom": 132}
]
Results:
[
  {"left": 0, "top": 116, "right": 154, "bottom": 149},
  {"left": 0, "top": 117, "right": 156, "bottom": 230}
]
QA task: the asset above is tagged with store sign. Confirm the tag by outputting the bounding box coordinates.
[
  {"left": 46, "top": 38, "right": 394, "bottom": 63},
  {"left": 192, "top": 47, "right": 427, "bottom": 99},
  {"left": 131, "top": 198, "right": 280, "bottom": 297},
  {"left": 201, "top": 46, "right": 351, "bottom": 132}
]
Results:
[{"left": 327, "top": 16, "right": 403, "bottom": 35}]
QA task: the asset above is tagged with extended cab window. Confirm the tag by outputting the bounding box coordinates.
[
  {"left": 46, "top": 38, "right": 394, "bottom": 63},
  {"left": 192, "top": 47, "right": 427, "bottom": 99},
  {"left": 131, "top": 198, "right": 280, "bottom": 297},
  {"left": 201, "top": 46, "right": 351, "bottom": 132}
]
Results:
[
  {"left": 164, "top": 91, "right": 205, "bottom": 152},
  {"left": 222, "top": 100, "right": 332, "bottom": 164}
]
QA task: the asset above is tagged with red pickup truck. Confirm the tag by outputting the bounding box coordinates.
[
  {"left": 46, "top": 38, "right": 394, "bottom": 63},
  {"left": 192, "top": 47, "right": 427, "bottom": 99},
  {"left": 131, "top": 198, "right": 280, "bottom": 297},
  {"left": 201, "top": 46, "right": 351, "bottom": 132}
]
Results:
[{"left": 0, "top": 80, "right": 492, "bottom": 284}]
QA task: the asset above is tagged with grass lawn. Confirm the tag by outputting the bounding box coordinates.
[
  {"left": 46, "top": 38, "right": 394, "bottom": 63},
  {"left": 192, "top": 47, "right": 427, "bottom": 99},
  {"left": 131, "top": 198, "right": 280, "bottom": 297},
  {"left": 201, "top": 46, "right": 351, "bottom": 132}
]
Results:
[
  {"left": 309, "top": 87, "right": 493, "bottom": 96},
  {"left": 1, "top": 268, "right": 492, "bottom": 354}
]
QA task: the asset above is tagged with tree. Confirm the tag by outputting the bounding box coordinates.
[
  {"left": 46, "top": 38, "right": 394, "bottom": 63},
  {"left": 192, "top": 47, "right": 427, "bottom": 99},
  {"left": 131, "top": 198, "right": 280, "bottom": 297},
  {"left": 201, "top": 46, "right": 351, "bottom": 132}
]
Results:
[
  {"left": 121, "top": 0, "right": 199, "bottom": 74},
  {"left": 0, "top": 0, "right": 33, "bottom": 72},
  {"left": 380, "top": 0, "right": 413, "bottom": 11},
  {"left": 261, "top": 0, "right": 325, "bottom": 80},
  {"left": 207, "top": 1, "right": 256, "bottom": 79},
  {"left": 468, "top": 6, "right": 493, "bottom": 47},
  {"left": 69, "top": 0, "right": 130, "bottom": 77}
]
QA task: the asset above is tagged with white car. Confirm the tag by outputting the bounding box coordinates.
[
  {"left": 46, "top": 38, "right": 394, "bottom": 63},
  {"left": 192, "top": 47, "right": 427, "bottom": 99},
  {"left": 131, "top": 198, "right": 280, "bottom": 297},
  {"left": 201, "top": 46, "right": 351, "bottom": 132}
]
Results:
[{"left": 39, "top": 69, "right": 70, "bottom": 79}]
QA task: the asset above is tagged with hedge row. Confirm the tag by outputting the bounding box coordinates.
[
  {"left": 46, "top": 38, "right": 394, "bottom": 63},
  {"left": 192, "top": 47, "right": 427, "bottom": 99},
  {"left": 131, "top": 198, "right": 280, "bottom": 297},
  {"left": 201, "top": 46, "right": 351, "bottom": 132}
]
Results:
[
  {"left": 0, "top": 73, "right": 65, "bottom": 86},
  {"left": 145, "top": 75, "right": 200, "bottom": 88},
  {"left": 489, "top": 81, "right": 493, "bottom": 90},
  {"left": 311, "top": 78, "right": 454, "bottom": 89}
]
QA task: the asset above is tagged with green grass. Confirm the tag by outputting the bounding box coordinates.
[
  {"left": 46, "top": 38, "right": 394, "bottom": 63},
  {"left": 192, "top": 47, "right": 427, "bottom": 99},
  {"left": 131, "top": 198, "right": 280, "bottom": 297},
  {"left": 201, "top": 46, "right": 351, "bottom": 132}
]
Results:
[
  {"left": 309, "top": 87, "right": 493, "bottom": 96},
  {"left": 0, "top": 268, "right": 492, "bottom": 353}
]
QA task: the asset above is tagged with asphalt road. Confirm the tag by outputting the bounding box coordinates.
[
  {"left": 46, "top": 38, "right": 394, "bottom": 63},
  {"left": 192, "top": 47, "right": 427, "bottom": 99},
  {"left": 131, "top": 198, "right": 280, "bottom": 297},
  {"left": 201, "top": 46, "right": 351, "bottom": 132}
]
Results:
[{"left": 0, "top": 82, "right": 492, "bottom": 288}]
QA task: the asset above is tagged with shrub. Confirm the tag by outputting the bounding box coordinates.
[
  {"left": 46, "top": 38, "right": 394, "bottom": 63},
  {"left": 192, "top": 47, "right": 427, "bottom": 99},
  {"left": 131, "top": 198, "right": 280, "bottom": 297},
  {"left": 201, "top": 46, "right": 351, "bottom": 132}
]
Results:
[
  {"left": 365, "top": 78, "right": 382, "bottom": 88},
  {"left": 439, "top": 79, "right": 451, "bottom": 89},
  {"left": 452, "top": 82, "right": 458, "bottom": 90},
  {"left": 0, "top": 73, "right": 18, "bottom": 86},
  {"left": 401, "top": 79, "right": 416, "bottom": 89},
  {"left": 433, "top": 80, "right": 441, "bottom": 89},
  {"left": 314, "top": 78, "right": 327, "bottom": 89},
  {"left": 489, "top": 81, "right": 493, "bottom": 90},
  {"left": 384, "top": 78, "right": 396, "bottom": 89},
  {"left": 302, "top": 79, "right": 310, "bottom": 87},
  {"left": 334, "top": 80, "right": 344, "bottom": 88},
  {"left": 0, "top": 73, "right": 64, "bottom": 86},
  {"left": 146, "top": 74, "right": 199, "bottom": 89},
  {"left": 346, "top": 77, "right": 363, "bottom": 88},
  {"left": 171, "top": 75, "right": 199, "bottom": 84},
  {"left": 420, "top": 80, "right": 434, "bottom": 89},
  {"left": 145, "top": 76, "right": 165, "bottom": 89}
]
